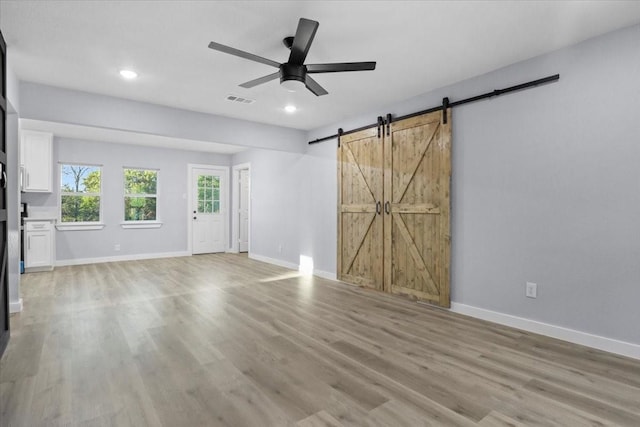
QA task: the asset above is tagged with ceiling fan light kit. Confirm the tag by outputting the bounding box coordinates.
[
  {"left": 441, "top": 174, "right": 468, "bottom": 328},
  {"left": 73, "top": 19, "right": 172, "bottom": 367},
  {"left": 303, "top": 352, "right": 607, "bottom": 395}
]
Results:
[
  {"left": 208, "top": 18, "right": 376, "bottom": 96},
  {"left": 279, "top": 63, "right": 306, "bottom": 91},
  {"left": 281, "top": 78, "right": 304, "bottom": 93}
]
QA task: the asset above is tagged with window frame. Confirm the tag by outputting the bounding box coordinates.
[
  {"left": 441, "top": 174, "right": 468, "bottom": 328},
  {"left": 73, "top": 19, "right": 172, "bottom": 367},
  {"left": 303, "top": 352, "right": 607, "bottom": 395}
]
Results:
[
  {"left": 57, "top": 162, "right": 104, "bottom": 231},
  {"left": 121, "top": 167, "right": 161, "bottom": 228}
]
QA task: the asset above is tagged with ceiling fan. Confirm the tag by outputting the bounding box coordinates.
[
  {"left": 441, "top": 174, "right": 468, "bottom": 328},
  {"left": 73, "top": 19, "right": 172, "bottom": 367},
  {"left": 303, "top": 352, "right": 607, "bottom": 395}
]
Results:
[{"left": 208, "top": 18, "right": 376, "bottom": 96}]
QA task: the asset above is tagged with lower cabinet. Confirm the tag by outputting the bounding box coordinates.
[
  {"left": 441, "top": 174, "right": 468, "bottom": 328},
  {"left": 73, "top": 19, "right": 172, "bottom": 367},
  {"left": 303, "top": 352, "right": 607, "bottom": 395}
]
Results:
[{"left": 25, "top": 220, "right": 55, "bottom": 272}]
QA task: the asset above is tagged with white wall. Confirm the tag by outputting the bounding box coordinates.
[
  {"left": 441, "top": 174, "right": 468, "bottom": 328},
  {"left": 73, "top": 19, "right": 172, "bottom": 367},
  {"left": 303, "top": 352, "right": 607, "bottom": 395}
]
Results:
[
  {"left": 232, "top": 149, "right": 304, "bottom": 267},
  {"left": 19, "top": 82, "right": 306, "bottom": 154},
  {"left": 18, "top": 80, "right": 309, "bottom": 264},
  {"left": 6, "top": 63, "right": 20, "bottom": 114},
  {"left": 305, "top": 24, "right": 640, "bottom": 345},
  {"left": 22, "top": 138, "right": 230, "bottom": 262},
  {"left": 298, "top": 144, "right": 337, "bottom": 278}
]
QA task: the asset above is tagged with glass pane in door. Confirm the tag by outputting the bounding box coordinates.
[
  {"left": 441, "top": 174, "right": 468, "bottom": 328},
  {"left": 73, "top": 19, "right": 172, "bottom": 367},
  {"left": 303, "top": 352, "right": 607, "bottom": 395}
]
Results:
[{"left": 197, "top": 174, "right": 220, "bottom": 214}]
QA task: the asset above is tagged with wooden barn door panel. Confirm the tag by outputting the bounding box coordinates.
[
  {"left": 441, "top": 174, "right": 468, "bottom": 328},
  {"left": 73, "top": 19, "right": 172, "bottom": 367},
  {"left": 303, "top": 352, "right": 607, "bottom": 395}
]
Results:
[
  {"left": 338, "top": 128, "right": 383, "bottom": 290},
  {"left": 384, "top": 111, "right": 451, "bottom": 307}
]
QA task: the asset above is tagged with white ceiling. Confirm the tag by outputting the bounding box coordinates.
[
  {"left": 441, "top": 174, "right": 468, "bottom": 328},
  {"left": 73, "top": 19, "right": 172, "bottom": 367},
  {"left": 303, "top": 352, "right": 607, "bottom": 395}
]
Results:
[{"left": 2, "top": 1, "right": 640, "bottom": 131}]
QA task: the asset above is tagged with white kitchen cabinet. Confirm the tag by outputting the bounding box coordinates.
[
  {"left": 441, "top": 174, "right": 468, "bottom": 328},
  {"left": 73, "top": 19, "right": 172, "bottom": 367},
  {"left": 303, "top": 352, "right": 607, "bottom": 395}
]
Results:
[
  {"left": 20, "top": 130, "right": 53, "bottom": 192},
  {"left": 24, "top": 220, "right": 55, "bottom": 272}
]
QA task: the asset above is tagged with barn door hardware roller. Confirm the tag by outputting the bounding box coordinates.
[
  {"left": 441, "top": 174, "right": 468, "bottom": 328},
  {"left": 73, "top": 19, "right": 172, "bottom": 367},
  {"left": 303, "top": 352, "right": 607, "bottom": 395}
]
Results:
[
  {"left": 308, "top": 74, "right": 560, "bottom": 145},
  {"left": 441, "top": 97, "right": 450, "bottom": 124}
]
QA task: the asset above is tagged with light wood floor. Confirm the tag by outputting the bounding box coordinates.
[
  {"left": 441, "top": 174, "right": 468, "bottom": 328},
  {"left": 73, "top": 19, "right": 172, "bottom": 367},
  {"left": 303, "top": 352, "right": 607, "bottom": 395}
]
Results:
[{"left": 1, "top": 254, "right": 639, "bottom": 426}]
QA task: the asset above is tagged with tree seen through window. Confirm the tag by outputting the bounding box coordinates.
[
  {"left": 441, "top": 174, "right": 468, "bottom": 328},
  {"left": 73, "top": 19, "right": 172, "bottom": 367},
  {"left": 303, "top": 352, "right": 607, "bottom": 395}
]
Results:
[
  {"left": 124, "top": 168, "right": 158, "bottom": 221},
  {"left": 60, "top": 164, "right": 101, "bottom": 223}
]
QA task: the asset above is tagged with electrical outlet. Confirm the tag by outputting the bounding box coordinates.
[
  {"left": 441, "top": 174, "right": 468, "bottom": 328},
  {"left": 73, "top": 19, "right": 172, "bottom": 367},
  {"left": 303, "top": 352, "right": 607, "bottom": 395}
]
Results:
[
  {"left": 114, "top": 244, "right": 121, "bottom": 251},
  {"left": 526, "top": 282, "right": 537, "bottom": 298}
]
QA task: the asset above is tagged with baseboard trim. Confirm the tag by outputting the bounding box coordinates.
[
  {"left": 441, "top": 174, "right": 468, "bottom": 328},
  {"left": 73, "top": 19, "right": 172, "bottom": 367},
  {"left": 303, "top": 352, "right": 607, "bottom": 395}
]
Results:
[
  {"left": 248, "top": 253, "right": 298, "bottom": 270},
  {"left": 25, "top": 266, "right": 54, "bottom": 273},
  {"left": 248, "top": 253, "right": 337, "bottom": 281},
  {"left": 450, "top": 302, "right": 640, "bottom": 360},
  {"left": 9, "top": 298, "right": 23, "bottom": 314},
  {"left": 56, "top": 251, "right": 191, "bottom": 267},
  {"left": 313, "top": 269, "right": 337, "bottom": 281}
]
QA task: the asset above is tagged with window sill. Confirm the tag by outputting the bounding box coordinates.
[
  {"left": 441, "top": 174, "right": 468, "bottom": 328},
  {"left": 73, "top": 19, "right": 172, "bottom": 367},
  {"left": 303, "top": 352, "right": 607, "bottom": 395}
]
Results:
[
  {"left": 120, "top": 221, "right": 163, "bottom": 229},
  {"left": 56, "top": 223, "right": 105, "bottom": 231}
]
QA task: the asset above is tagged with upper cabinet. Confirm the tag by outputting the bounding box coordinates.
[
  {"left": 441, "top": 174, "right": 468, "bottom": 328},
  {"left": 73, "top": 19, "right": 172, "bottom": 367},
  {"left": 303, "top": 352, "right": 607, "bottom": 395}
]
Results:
[{"left": 20, "top": 130, "right": 52, "bottom": 193}]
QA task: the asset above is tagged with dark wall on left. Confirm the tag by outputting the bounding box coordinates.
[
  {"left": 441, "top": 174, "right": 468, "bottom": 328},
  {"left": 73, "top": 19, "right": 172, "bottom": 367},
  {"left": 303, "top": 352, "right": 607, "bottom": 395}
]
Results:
[{"left": 0, "top": 28, "right": 11, "bottom": 358}]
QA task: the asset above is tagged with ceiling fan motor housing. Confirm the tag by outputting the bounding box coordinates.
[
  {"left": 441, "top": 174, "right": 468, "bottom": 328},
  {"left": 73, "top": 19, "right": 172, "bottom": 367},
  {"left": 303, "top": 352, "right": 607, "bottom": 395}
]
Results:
[
  {"left": 280, "top": 63, "right": 306, "bottom": 84},
  {"left": 208, "top": 18, "right": 376, "bottom": 96}
]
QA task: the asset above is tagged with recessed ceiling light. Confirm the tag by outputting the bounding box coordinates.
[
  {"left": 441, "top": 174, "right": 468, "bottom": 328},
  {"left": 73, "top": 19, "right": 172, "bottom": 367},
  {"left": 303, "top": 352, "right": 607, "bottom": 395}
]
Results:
[
  {"left": 284, "top": 105, "right": 297, "bottom": 113},
  {"left": 119, "top": 69, "right": 138, "bottom": 79}
]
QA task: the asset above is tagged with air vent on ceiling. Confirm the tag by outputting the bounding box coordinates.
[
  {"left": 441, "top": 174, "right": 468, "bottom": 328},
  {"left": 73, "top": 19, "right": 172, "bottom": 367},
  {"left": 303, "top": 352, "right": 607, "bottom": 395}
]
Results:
[{"left": 225, "top": 95, "right": 255, "bottom": 105}]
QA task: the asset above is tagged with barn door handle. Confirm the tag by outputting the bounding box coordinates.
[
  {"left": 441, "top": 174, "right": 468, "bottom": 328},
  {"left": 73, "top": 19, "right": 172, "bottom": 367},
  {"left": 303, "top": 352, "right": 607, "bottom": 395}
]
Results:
[
  {"left": 0, "top": 171, "right": 6, "bottom": 189},
  {"left": 384, "top": 201, "right": 391, "bottom": 215},
  {"left": 376, "top": 201, "right": 381, "bottom": 215}
]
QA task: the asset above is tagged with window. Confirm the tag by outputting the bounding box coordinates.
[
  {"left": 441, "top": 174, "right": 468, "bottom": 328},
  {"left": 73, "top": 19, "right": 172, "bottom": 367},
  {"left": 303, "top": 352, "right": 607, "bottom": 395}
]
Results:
[
  {"left": 60, "top": 164, "right": 102, "bottom": 223},
  {"left": 198, "top": 174, "right": 220, "bottom": 214},
  {"left": 124, "top": 168, "right": 158, "bottom": 221}
]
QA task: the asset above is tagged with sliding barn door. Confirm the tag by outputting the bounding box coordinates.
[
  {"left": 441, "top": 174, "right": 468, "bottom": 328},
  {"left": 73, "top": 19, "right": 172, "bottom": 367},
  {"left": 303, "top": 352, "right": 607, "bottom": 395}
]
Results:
[
  {"left": 337, "top": 128, "right": 384, "bottom": 290},
  {"left": 384, "top": 111, "right": 451, "bottom": 307},
  {"left": 337, "top": 111, "right": 451, "bottom": 307}
]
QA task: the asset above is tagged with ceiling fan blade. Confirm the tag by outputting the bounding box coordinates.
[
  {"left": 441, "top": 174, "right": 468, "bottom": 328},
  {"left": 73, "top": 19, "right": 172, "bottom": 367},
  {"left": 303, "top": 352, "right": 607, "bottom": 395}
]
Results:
[
  {"left": 208, "top": 41, "right": 280, "bottom": 68},
  {"left": 239, "top": 72, "right": 281, "bottom": 88},
  {"left": 288, "top": 18, "right": 319, "bottom": 65},
  {"left": 306, "top": 62, "right": 377, "bottom": 73},
  {"left": 305, "top": 76, "right": 328, "bottom": 96}
]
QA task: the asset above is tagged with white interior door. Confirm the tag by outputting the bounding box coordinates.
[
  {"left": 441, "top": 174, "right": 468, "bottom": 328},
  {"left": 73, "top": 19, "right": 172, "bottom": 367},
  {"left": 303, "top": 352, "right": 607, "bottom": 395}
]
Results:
[
  {"left": 239, "top": 169, "right": 250, "bottom": 253},
  {"left": 192, "top": 167, "right": 225, "bottom": 254}
]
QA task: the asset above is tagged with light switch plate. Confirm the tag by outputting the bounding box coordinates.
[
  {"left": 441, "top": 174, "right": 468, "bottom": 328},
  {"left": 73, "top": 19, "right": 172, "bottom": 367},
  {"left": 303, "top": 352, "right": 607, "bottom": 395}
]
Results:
[{"left": 526, "top": 282, "right": 537, "bottom": 298}]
